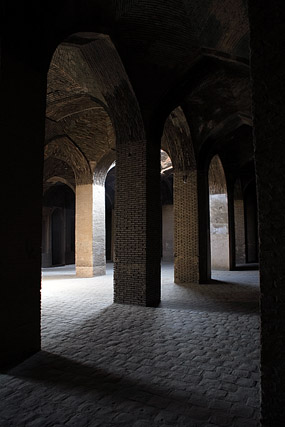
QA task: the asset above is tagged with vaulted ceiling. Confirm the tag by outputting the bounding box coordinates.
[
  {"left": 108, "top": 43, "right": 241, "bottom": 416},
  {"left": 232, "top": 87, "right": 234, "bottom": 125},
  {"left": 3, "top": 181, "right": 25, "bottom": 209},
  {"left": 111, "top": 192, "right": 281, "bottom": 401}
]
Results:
[{"left": 42, "top": 0, "right": 253, "bottom": 189}]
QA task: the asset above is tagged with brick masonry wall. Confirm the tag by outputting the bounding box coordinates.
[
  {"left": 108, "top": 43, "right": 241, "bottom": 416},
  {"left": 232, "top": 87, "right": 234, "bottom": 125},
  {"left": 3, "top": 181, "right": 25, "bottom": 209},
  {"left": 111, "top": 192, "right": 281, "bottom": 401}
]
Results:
[
  {"left": 114, "top": 138, "right": 161, "bottom": 306},
  {"left": 0, "top": 43, "right": 45, "bottom": 367},
  {"left": 234, "top": 198, "right": 246, "bottom": 265},
  {"left": 174, "top": 171, "right": 199, "bottom": 283},
  {"left": 249, "top": 1, "right": 285, "bottom": 425}
]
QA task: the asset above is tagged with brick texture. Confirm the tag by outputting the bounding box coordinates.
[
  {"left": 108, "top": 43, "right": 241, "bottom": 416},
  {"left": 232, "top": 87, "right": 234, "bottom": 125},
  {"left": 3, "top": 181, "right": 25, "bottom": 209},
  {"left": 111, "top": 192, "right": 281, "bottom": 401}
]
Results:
[
  {"left": 234, "top": 198, "right": 246, "bottom": 265},
  {"left": 174, "top": 171, "right": 199, "bottom": 283},
  {"left": 0, "top": 42, "right": 45, "bottom": 367},
  {"left": 248, "top": 1, "right": 285, "bottom": 425},
  {"left": 114, "top": 138, "right": 161, "bottom": 306}
]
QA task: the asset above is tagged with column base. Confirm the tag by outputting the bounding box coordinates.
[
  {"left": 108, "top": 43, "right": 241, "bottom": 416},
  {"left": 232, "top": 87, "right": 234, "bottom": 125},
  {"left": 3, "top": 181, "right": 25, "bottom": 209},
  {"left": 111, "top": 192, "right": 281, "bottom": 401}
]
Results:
[
  {"left": 76, "top": 265, "right": 106, "bottom": 277},
  {"left": 174, "top": 256, "right": 199, "bottom": 284}
]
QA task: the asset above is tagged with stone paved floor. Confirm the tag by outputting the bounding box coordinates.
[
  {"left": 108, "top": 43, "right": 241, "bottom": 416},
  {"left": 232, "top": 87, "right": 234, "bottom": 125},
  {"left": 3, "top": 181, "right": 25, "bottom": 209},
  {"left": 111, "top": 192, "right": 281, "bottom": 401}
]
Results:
[{"left": 0, "top": 263, "right": 260, "bottom": 426}]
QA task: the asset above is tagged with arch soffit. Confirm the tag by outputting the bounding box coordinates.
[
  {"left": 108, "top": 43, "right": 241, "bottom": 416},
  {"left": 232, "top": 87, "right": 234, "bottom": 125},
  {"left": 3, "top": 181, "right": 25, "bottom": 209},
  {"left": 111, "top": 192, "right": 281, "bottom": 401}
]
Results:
[
  {"left": 41, "top": 2, "right": 250, "bottom": 139},
  {"left": 208, "top": 154, "right": 227, "bottom": 195},
  {"left": 44, "top": 137, "right": 92, "bottom": 185},
  {"left": 197, "top": 114, "right": 252, "bottom": 172},
  {"left": 47, "top": 33, "right": 145, "bottom": 145},
  {"left": 45, "top": 177, "right": 75, "bottom": 193},
  {"left": 151, "top": 52, "right": 250, "bottom": 137},
  {"left": 92, "top": 150, "right": 116, "bottom": 186},
  {"left": 162, "top": 106, "right": 196, "bottom": 172}
]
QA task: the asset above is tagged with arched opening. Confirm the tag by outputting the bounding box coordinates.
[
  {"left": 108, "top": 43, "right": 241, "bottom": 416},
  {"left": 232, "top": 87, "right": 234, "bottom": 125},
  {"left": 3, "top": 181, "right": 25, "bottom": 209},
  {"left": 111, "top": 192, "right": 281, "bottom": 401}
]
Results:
[
  {"left": 43, "top": 32, "right": 118, "bottom": 278},
  {"left": 233, "top": 161, "right": 259, "bottom": 270},
  {"left": 51, "top": 209, "right": 64, "bottom": 266},
  {"left": 161, "top": 106, "right": 198, "bottom": 284},
  {"left": 42, "top": 182, "right": 75, "bottom": 267},
  {"left": 208, "top": 155, "right": 230, "bottom": 272},
  {"left": 104, "top": 152, "right": 174, "bottom": 265},
  {"left": 3, "top": 1, "right": 284, "bottom": 423},
  {"left": 161, "top": 150, "right": 174, "bottom": 262}
]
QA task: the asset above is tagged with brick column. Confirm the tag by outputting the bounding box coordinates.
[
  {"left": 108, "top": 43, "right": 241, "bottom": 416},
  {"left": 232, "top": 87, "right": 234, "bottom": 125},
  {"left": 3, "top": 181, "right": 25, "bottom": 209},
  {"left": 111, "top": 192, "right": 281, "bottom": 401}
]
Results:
[
  {"left": 0, "top": 44, "right": 46, "bottom": 367},
  {"left": 197, "top": 169, "right": 211, "bottom": 283},
  {"left": 76, "top": 182, "right": 106, "bottom": 277},
  {"left": 227, "top": 180, "right": 237, "bottom": 270},
  {"left": 174, "top": 171, "right": 199, "bottom": 283},
  {"left": 234, "top": 197, "right": 246, "bottom": 266},
  {"left": 114, "top": 139, "right": 161, "bottom": 306},
  {"left": 249, "top": 1, "right": 285, "bottom": 425}
]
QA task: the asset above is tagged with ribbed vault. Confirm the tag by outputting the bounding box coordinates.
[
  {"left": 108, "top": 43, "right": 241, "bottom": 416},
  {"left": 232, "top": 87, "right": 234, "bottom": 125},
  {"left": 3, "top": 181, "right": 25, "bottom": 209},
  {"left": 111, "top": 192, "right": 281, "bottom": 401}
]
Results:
[{"left": 162, "top": 106, "right": 196, "bottom": 172}]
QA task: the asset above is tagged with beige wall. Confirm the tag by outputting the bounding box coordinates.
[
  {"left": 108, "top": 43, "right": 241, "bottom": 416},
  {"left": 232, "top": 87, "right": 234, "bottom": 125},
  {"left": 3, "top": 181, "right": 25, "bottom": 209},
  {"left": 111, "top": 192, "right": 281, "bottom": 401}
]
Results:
[
  {"left": 210, "top": 193, "right": 230, "bottom": 270},
  {"left": 76, "top": 183, "right": 106, "bottom": 277}
]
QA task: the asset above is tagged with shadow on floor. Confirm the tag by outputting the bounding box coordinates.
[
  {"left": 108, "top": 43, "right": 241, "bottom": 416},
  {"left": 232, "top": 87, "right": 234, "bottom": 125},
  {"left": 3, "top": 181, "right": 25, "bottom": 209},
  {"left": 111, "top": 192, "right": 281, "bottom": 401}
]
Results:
[
  {"left": 159, "top": 299, "right": 260, "bottom": 314},
  {"left": 3, "top": 350, "right": 214, "bottom": 415}
]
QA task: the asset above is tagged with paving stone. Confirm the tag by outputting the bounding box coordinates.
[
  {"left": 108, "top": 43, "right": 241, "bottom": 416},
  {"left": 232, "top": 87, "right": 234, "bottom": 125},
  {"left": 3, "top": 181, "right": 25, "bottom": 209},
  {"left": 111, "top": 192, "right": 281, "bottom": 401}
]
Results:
[
  {"left": 185, "top": 406, "right": 212, "bottom": 421},
  {"left": 208, "top": 411, "right": 235, "bottom": 426},
  {"left": 0, "top": 264, "right": 260, "bottom": 427},
  {"left": 132, "top": 420, "right": 151, "bottom": 427}
]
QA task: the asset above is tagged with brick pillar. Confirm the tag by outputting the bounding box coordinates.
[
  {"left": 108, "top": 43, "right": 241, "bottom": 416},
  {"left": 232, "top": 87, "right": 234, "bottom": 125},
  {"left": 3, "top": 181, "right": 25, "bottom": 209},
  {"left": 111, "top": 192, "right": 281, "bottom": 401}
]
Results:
[
  {"left": 249, "top": 1, "right": 285, "bottom": 425},
  {"left": 234, "top": 195, "right": 246, "bottom": 266},
  {"left": 76, "top": 182, "right": 106, "bottom": 277},
  {"left": 197, "top": 169, "right": 211, "bottom": 283},
  {"left": 174, "top": 170, "right": 199, "bottom": 283},
  {"left": 114, "top": 139, "right": 161, "bottom": 306},
  {"left": 0, "top": 44, "right": 46, "bottom": 367},
  {"left": 227, "top": 180, "right": 237, "bottom": 270}
]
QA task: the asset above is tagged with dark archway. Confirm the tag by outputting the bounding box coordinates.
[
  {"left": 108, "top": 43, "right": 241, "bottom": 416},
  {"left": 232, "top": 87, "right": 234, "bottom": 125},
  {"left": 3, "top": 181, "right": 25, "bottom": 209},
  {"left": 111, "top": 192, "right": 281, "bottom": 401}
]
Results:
[
  {"left": 51, "top": 208, "right": 64, "bottom": 266},
  {"left": 42, "top": 183, "right": 75, "bottom": 267}
]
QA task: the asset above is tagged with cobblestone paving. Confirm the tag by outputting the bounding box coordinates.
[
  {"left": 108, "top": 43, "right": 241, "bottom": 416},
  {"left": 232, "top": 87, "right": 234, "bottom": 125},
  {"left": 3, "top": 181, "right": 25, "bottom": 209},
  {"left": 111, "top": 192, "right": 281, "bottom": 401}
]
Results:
[{"left": 0, "top": 264, "right": 260, "bottom": 426}]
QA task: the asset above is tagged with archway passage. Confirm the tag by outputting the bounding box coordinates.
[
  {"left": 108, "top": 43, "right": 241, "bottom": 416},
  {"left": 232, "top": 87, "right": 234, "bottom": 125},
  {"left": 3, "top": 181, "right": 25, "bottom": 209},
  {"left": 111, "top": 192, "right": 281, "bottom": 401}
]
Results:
[
  {"left": 3, "top": 1, "right": 285, "bottom": 425},
  {"left": 162, "top": 107, "right": 199, "bottom": 284},
  {"left": 160, "top": 150, "right": 174, "bottom": 262},
  {"left": 233, "top": 161, "right": 259, "bottom": 270},
  {"left": 208, "top": 155, "right": 230, "bottom": 272},
  {"left": 51, "top": 208, "right": 64, "bottom": 266},
  {"left": 42, "top": 183, "right": 75, "bottom": 268},
  {"left": 104, "top": 151, "right": 174, "bottom": 264}
]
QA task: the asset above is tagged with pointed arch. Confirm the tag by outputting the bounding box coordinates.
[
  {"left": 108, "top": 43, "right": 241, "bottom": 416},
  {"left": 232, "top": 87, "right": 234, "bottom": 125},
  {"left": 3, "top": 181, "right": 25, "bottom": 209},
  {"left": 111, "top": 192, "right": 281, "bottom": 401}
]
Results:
[{"left": 208, "top": 155, "right": 230, "bottom": 271}]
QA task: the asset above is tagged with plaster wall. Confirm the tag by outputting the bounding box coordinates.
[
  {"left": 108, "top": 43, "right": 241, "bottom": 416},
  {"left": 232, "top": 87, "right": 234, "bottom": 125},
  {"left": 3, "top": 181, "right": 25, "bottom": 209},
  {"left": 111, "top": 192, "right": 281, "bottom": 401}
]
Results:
[
  {"left": 76, "top": 184, "right": 93, "bottom": 277},
  {"left": 92, "top": 183, "right": 106, "bottom": 275},
  {"left": 210, "top": 194, "right": 230, "bottom": 270}
]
